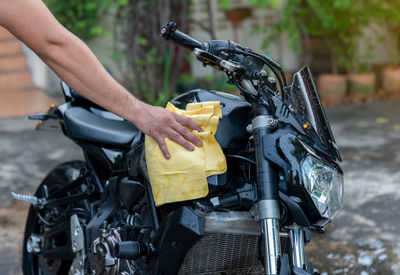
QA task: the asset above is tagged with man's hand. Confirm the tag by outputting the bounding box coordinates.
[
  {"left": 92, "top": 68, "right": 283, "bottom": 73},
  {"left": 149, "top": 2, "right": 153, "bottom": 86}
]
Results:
[{"left": 135, "top": 103, "right": 203, "bottom": 159}]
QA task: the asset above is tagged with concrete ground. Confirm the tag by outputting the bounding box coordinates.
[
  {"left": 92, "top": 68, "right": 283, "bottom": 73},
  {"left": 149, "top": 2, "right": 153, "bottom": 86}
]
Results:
[
  {"left": 0, "top": 117, "right": 83, "bottom": 274},
  {"left": 307, "top": 99, "right": 400, "bottom": 275},
  {"left": 0, "top": 100, "right": 400, "bottom": 274}
]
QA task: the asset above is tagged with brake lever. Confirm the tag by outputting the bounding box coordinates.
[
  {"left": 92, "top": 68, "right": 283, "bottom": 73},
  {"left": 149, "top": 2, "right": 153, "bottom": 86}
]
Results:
[
  {"left": 193, "top": 48, "right": 242, "bottom": 73},
  {"left": 193, "top": 48, "right": 223, "bottom": 69},
  {"left": 194, "top": 48, "right": 261, "bottom": 100}
]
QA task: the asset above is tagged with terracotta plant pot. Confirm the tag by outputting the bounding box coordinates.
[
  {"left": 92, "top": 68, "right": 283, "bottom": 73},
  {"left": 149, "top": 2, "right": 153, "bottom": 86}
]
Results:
[
  {"left": 348, "top": 72, "right": 376, "bottom": 95},
  {"left": 382, "top": 67, "right": 400, "bottom": 95},
  {"left": 317, "top": 74, "right": 347, "bottom": 105},
  {"left": 347, "top": 72, "right": 376, "bottom": 103}
]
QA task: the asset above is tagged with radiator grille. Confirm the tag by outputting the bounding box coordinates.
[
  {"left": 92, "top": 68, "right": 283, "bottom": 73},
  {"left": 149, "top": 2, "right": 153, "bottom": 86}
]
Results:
[{"left": 178, "top": 232, "right": 289, "bottom": 275}]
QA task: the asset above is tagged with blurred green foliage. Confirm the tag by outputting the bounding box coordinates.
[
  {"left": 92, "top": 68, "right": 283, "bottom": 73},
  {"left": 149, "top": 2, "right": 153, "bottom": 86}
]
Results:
[
  {"left": 47, "top": 0, "right": 400, "bottom": 101},
  {"left": 268, "top": 0, "right": 389, "bottom": 73},
  {"left": 218, "top": 0, "right": 280, "bottom": 10},
  {"left": 44, "top": 0, "right": 188, "bottom": 105},
  {"left": 44, "top": 0, "right": 112, "bottom": 40},
  {"left": 221, "top": 0, "right": 400, "bottom": 73},
  {"left": 44, "top": 0, "right": 132, "bottom": 40}
]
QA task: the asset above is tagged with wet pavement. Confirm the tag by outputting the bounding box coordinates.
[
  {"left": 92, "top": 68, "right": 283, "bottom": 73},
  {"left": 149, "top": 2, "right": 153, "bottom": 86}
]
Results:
[
  {"left": 308, "top": 99, "right": 400, "bottom": 275},
  {"left": 0, "top": 117, "right": 82, "bottom": 274},
  {"left": 0, "top": 99, "right": 400, "bottom": 274}
]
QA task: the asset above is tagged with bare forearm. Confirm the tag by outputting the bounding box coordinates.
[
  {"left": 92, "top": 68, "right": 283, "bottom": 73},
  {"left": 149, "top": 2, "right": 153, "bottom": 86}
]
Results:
[
  {"left": 0, "top": 0, "right": 203, "bottom": 158},
  {"left": 0, "top": 0, "right": 143, "bottom": 124},
  {"left": 38, "top": 32, "right": 143, "bottom": 124}
]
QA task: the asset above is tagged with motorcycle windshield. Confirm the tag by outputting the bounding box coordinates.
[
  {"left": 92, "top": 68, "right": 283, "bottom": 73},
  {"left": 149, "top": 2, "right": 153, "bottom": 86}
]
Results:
[{"left": 289, "top": 67, "right": 341, "bottom": 161}]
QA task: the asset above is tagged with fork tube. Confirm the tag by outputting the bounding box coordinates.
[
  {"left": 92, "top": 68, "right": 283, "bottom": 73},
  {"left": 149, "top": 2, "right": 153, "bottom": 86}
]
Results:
[
  {"left": 289, "top": 226, "right": 306, "bottom": 269},
  {"left": 253, "top": 115, "right": 281, "bottom": 275},
  {"left": 261, "top": 218, "right": 281, "bottom": 274}
]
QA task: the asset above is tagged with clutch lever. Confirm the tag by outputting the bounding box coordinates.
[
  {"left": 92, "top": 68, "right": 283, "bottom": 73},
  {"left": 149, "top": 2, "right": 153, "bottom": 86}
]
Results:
[{"left": 193, "top": 48, "right": 242, "bottom": 73}]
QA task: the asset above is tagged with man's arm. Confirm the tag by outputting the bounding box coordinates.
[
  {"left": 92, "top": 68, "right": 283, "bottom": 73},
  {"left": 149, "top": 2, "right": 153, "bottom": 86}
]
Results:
[{"left": 0, "top": 0, "right": 202, "bottom": 159}]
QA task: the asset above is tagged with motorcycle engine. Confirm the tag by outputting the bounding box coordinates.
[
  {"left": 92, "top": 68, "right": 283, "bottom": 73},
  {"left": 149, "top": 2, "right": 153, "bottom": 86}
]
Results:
[{"left": 91, "top": 228, "right": 135, "bottom": 275}]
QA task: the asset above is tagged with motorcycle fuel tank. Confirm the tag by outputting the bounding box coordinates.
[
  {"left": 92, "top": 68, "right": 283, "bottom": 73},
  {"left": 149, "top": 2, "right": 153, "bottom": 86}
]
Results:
[{"left": 171, "top": 89, "right": 253, "bottom": 150}]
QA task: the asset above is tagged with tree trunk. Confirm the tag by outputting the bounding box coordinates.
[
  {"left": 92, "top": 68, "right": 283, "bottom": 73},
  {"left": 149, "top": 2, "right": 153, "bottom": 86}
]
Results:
[{"left": 113, "top": 0, "right": 190, "bottom": 104}]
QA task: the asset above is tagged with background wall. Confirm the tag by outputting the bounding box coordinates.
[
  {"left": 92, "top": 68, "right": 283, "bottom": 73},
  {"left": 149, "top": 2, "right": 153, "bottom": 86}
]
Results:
[{"left": 189, "top": 0, "right": 299, "bottom": 77}]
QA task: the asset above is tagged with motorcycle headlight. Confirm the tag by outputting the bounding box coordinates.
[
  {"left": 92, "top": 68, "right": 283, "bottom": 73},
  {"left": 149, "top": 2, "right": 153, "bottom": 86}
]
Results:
[{"left": 301, "top": 155, "right": 344, "bottom": 220}]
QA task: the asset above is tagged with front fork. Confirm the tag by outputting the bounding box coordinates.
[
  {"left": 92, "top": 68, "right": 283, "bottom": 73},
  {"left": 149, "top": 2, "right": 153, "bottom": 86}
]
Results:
[
  {"left": 253, "top": 115, "right": 281, "bottom": 274},
  {"left": 253, "top": 115, "right": 307, "bottom": 274}
]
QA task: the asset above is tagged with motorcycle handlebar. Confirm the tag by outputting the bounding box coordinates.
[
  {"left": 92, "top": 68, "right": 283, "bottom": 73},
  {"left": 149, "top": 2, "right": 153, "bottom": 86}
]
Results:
[
  {"left": 160, "top": 22, "right": 203, "bottom": 51},
  {"left": 161, "top": 22, "right": 239, "bottom": 55},
  {"left": 160, "top": 21, "right": 287, "bottom": 99}
]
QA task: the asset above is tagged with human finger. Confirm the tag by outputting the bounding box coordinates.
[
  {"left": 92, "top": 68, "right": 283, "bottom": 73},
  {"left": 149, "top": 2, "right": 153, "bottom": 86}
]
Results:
[
  {"left": 175, "top": 114, "right": 204, "bottom": 133},
  {"left": 173, "top": 123, "right": 202, "bottom": 147},
  {"left": 156, "top": 137, "right": 171, "bottom": 159},
  {"left": 166, "top": 129, "right": 195, "bottom": 151}
]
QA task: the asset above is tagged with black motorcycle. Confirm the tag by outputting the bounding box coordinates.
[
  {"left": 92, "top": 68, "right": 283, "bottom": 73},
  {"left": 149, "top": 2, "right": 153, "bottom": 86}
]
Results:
[{"left": 13, "top": 22, "right": 343, "bottom": 275}]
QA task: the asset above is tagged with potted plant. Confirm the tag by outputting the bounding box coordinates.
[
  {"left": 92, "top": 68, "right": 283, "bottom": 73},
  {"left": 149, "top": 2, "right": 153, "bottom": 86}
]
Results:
[
  {"left": 378, "top": 4, "right": 400, "bottom": 96},
  {"left": 344, "top": 0, "right": 400, "bottom": 102},
  {"left": 347, "top": 60, "right": 376, "bottom": 103},
  {"left": 294, "top": 1, "right": 381, "bottom": 104},
  {"left": 382, "top": 66, "right": 400, "bottom": 95},
  {"left": 247, "top": 0, "right": 387, "bottom": 105}
]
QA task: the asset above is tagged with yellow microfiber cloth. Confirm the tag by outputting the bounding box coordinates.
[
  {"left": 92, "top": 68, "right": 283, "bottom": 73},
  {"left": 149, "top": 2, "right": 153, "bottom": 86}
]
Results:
[{"left": 145, "top": 101, "right": 227, "bottom": 206}]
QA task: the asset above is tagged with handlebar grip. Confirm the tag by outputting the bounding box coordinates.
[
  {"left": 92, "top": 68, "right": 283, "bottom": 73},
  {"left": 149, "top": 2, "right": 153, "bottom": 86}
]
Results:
[
  {"left": 203, "top": 40, "right": 238, "bottom": 55},
  {"left": 160, "top": 22, "right": 203, "bottom": 51}
]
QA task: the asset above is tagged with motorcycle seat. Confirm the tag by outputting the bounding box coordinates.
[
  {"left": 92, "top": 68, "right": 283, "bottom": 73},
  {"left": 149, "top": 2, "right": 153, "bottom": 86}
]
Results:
[{"left": 63, "top": 107, "right": 142, "bottom": 148}]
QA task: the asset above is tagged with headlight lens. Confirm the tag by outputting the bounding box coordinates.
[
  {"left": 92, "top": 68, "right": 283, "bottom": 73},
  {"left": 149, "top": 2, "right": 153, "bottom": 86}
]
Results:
[{"left": 301, "top": 155, "right": 344, "bottom": 219}]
